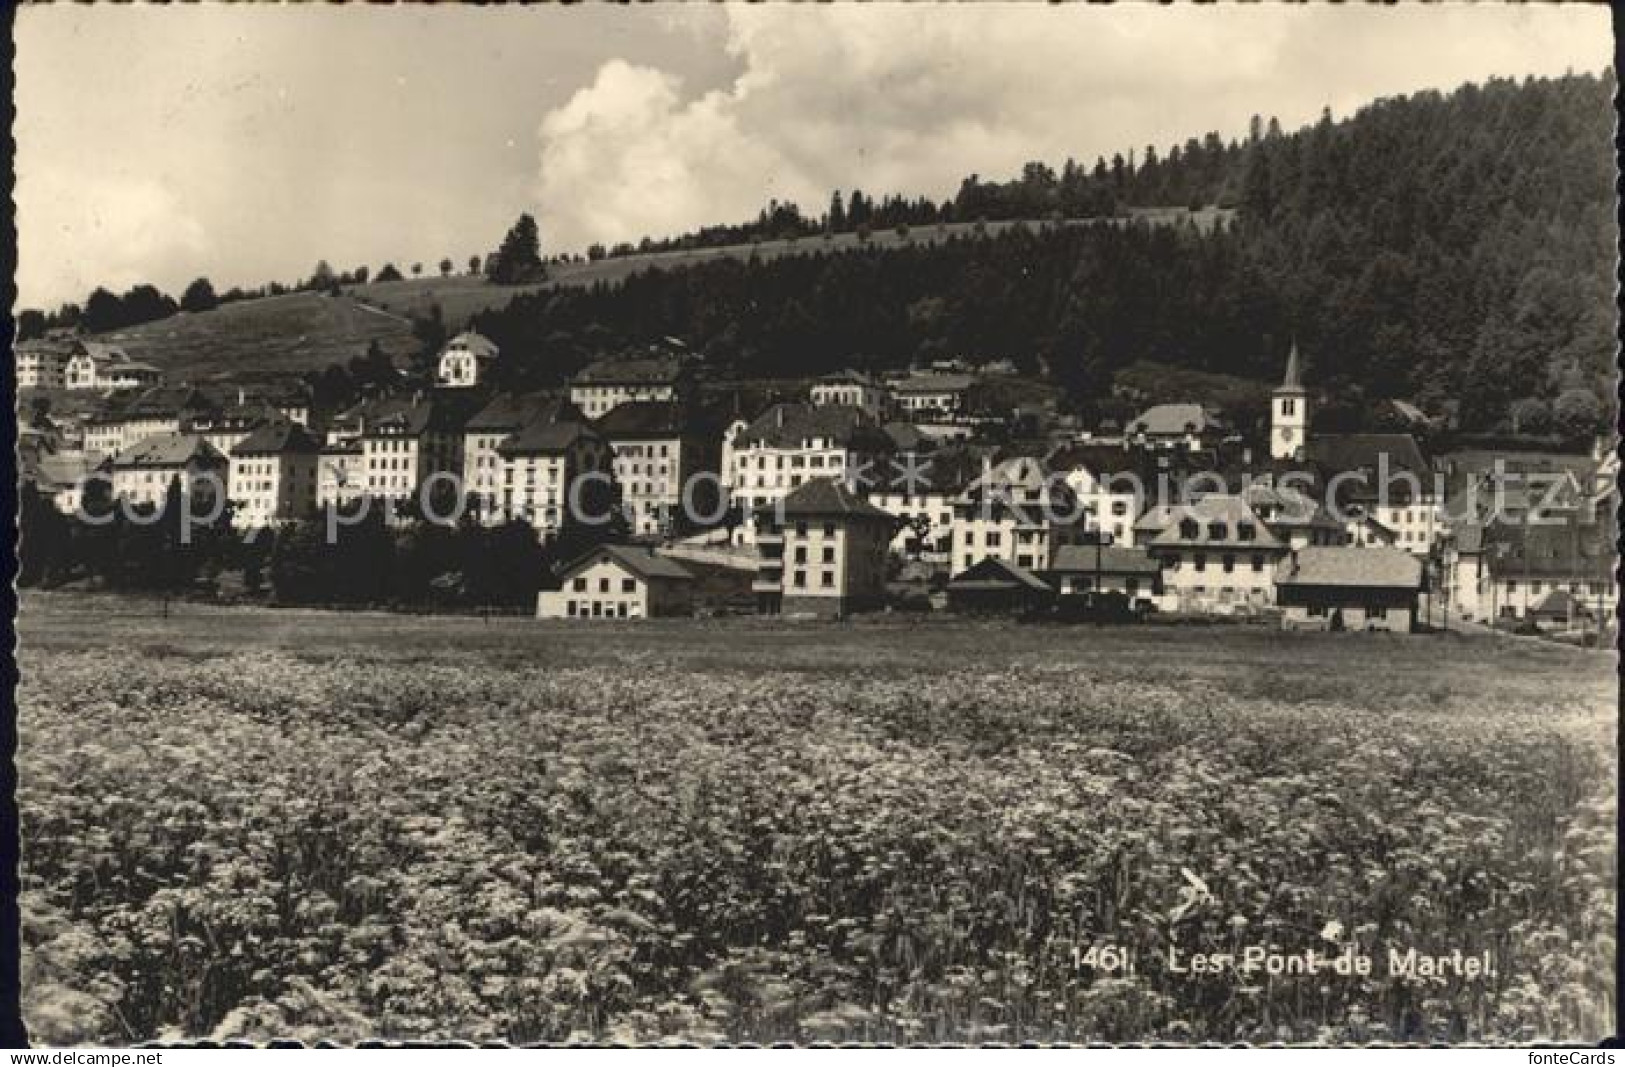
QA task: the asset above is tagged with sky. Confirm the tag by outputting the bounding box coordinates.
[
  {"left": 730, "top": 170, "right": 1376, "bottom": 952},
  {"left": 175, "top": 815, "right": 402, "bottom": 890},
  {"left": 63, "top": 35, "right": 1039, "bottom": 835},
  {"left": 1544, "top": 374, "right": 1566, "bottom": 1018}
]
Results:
[{"left": 14, "top": 4, "right": 1613, "bottom": 311}]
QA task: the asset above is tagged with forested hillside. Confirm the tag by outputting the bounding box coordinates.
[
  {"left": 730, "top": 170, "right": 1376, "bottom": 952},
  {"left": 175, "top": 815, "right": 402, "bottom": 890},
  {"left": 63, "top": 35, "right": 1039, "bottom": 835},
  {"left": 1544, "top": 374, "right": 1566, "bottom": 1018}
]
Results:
[{"left": 472, "top": 71, "right": 1614, "bottom": 436}]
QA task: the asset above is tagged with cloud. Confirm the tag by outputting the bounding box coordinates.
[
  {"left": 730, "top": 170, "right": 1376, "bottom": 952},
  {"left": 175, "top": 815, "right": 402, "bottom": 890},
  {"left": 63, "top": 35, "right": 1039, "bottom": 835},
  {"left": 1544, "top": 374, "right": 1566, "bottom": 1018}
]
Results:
[
  {"left": 535, "top": 4, "right": 1610, "bottom": 251},
  {"left": 16, "top": 169, "right": 209, "bottom": 308}
]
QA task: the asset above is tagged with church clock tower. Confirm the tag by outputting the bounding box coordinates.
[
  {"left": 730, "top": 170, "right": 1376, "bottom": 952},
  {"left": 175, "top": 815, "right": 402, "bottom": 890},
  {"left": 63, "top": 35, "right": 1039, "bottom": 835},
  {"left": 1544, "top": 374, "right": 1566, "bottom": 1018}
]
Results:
[{"left": 1270, "top": 341, "right": 1309, "bottom": 460}]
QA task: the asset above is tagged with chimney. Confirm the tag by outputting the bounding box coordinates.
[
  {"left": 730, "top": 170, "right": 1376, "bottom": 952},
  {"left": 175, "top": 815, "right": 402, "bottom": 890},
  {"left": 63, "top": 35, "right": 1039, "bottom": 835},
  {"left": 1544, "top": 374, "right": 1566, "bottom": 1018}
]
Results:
[
  {"left": 1242, "top": 446, "right": 1252, "bottom": 467},
  {"left": 776, "top": 406, "right": 786, "bottom": 428},
  {"left": 237, "top": 387, "right": 246, "bottom": 406}
]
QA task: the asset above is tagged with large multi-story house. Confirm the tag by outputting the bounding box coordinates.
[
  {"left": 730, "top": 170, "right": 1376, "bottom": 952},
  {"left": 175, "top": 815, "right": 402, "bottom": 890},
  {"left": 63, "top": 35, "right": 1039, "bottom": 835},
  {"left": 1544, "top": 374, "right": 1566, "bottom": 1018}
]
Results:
[
  {"left": 435, "top": 331, "right": 499, "bottom": 389},
  {"left": 1308, "top": 433, "right": 1440, "bottom": 557},
  {"left": 725, "top": 403, "right": 896, "bottom": 539},
  {"left": 316, "top": 440, "right": 366, "bottom": 513},
  {"left": 15, "top": 338, "right": 70, "bottom": 389},
  {"left": 950, "top": 454, "right": 1092, "bottom": 573},
  {"left": 495, "top": 419, "right": 613, "bottom": 540},
  {"left": 597, "top": 401, "right": 719, "bottom": 538},
  {"left": 752, "top": 477, "right": 897, "bottom": 617},
  {"left": 1046, "top": 444, "right": 1157, "bottom": 545},
  {"left": 229, "top": 422, "right": 322, "bottom": 530},
  {"left": 1460, "top": 513, "right": 1616, "bottom": 623},
  {"left": 109, "top": 433, "right": 229, "bottom": 512},
  {"left": 865, "top": 445, "right": 991, "bottom": 563},
  {"left": 811, "top": 370, "right": 890, "bottom": 420},
  {"left": 329, "top": 396, "right": 468, "bottom": 523},
  {"left": 462, "top": 392, "right": 581, "bottom": 523},
  {"left": 569, "top": 354, "right": 691, "bottom": 419},
  {"left": 1138, "top": 493, "right": 1289, "bottom": 614}
]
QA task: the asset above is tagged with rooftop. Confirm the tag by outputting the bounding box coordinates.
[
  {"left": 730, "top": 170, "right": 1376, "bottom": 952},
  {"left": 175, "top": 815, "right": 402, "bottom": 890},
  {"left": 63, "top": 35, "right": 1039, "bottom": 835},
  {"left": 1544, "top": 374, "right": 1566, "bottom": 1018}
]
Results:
[
  {"left": 1047, "top": 544, "right": 1162, "bottom": 576},
  {"left": 1276, "top": 546, "right": 1424, "bottom": 590},
  {"left": 572, "top": 355, "right": 688, "bottom": 387},
  {"left": 774, "top": 477, "right": 897, "bottom": 522},
  {"left": 112, "top": 433, "right": 227, "bottom": 469},
  {"left": 1127, "top": 403, "right": 1224, "bottom": 438},
  {"left": 232, "top": 421, "right": 322, "bottom": 456},
  {"left": 559, "top": 543, "right": 695, "bottom": 583},
  {"left": 735, "top": 402, "right": 894, "bottom": 451}
]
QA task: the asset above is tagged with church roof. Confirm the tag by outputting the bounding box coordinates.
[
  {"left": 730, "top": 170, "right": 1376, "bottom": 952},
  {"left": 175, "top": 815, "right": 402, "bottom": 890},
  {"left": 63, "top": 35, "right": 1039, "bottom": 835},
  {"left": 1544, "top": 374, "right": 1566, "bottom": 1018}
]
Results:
[{"left": 1276, "top": 341, "right": 1306, "bottom": 395}]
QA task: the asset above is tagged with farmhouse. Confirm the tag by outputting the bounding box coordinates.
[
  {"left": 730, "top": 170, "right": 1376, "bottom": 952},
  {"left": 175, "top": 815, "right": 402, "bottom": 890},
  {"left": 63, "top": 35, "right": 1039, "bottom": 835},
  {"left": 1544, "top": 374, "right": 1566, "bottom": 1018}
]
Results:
[
  {"left": 889, "top": 371, "right": 975, "bottom": 422},
  {"left": 229, "top": 422, "right": 322, "bottom": 530},
  {"left": 538, "top": 544, "right": 695, "bottom": 620},
  {"left": 753, "top": 477, "right": 897, "bottom": 617},
  {"left": 597, "top": 400, "right": 720, "bottom": 538},
  {"left": 1275, "top": 546, "right": 1425, "bottom": 633},
  {"left": 946, "top": 557, "right": 1054, "bottom": 615},
  {"left": 110, "top": 433, "right": 229, "bottom": 511},
  {"left": 1044, "top": 543, "right": 1162, "bottom": 606},
  {"left": 1126, "top": 403, "right": 1226, "bottom": 452},
  {"left": 569, "top": 354, "right": 691, "bottom": 419},
  {"left": 435, "top": 331, "right": 499, "bottom": 389}
]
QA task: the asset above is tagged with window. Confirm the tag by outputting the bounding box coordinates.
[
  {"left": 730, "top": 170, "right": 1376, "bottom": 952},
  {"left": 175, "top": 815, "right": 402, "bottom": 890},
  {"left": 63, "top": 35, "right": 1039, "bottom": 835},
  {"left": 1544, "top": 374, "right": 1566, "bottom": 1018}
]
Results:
[
  {"left": 1208, "top": 522, "right": 1227, "bottom": 540},
  {"left": 987, "top": 532, "right": 1002, "bottom": 548},
  {"left": 1308, "top": 603, "right": 1326, "bottom": 617},
  {"left": 821, "top": 571, "right": 834, "bottom": 588},
  {"left": 1223, "top": 554, "right": 1236, "bottom": 573},
  {"left": 566, "top": 600, "right": 577, "bottom": 617},
  {"left": 1193, "top": 553, "right": 1207, "bottom": 572},
  {"left": 1017, "top": 554, "right": 1033, "bottom": 568},
  {"left": 823, "top": 522, "right": 836, "bottom": 537},
  {"left": 622, "top": 578, "right": 636, "bottom": 594},
  {"left": 822, "top": 546, "right": 835, "bottom": 564},
  {"left": 573, "top": 577, "right": 587, "bottom": 592},
  {"left": 1237, "top": 523, "right": 1256, "bottom": 542},
  {"left": 1251, "top": 554, "right": 1265, "bottom": 572},
  {"left": 795, "top": 546, "right": 808, "bottom": 563},
  {"left": 1126, "top": 578, "right": 1139, "bottom": 595},
  {"left": 795, "top": 521, "right": 808, "bottom": 537},
  {"left": 599, "top": 577, "right": 610, "bottom": 593},
  {"left": 1179, "top": 519, "right": 1199, "bottom": 539},
  {"left": 618, "top": 603, "right": 628, "bottom": 618},
  {"left": 1506, "top": 581, "right": 1518, "bottom": 593},
  {"left": 1530, "top": 581, "right": 1542, "bottom": 594},
  {"left": 793, "top": 570, "right": 807, "bottom": 588}
]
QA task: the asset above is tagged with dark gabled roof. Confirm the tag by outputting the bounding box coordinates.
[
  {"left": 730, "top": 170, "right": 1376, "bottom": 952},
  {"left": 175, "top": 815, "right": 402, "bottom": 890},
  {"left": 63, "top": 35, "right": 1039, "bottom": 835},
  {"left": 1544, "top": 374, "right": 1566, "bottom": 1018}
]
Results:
[
  {"left": 1483, "top": 516, "right": 1616, "bottom": 582},
  {"left": 442, "top": 331, "right": 498, "bottom": 360},
  {"left": 1145, "top": 494, "right": 1285, "bottom": 551},
  {"left": 497, "top": 419, "right": 601, "bottom": 456},
  {"left": 232, "top": 422, "right": 322, "bottom": 456},
  {"left": 559, "top": 543, "right": 694, "bottom": 583},
  {"left": 773, "top": 477, "right": 896, "bottom": 522},
  {"left": 1530, "top": 588, "right": 1592, "bottom": 618},
  {"left": 465, "top": 392, "right": 578, "bottom": 433},
  {"left": 1308, "top": 433, "right": 1430, "bottom": 478},
  {"left": 1276, "top": 547, "right": 1424, "bottom": 590},
  {"left": 89, "top": 385, "right": 217, "bottom": 424},
  {"left": 572, "top": 355, "right": 687, "bottom": 387},
  {"left": 111, "top": 433, "right": 227, "bottom": 469},
  {"left": 735, "top": 403, "right": 894, "bottom": 451},
  {"left": 948, "top": 556, "right": 1053, "bottom": 593},
  {"left": 1127, "top": 403, "right": 1225, "bottom": 438},
  {"left": 1047, "top": 544, "right": 1162, "bottom": 576},
  {"left": 596, "top": 400, "right": 706, "bottom": 439},
  {"left": 883, "top": 421, "right": 930, "bottom": 453},
  {"left": 338, "top": 396, "right": 466, "bottom": 436}
]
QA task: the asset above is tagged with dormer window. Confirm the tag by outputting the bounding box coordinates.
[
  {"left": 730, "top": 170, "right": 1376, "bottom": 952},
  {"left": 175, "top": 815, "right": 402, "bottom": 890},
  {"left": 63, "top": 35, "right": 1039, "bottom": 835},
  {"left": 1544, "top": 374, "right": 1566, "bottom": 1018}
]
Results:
[
  {"left": 1179, "top": 519, "right": 1199, "bottom": 539},
  {"left": 1208, "top": 522, "right": 1227, "bottom": 540},
  {"left": 1237, "top": 523, "right": 1256, "bottom": 541}
]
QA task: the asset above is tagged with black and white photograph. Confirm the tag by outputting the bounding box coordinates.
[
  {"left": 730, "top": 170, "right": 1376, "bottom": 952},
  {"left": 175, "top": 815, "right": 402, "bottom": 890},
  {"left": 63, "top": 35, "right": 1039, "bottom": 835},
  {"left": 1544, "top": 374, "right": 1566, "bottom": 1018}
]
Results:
[{"left": 8, "top": 2, "right": 1619, "bottom": 1049}]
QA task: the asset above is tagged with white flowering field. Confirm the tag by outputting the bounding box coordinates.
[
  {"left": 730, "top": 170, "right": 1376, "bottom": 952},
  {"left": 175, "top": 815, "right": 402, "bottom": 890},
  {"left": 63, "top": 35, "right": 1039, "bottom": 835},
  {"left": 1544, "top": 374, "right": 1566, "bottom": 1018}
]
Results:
[{"left": 16, "top": 600, "right": 1616, "bottom": 1044}]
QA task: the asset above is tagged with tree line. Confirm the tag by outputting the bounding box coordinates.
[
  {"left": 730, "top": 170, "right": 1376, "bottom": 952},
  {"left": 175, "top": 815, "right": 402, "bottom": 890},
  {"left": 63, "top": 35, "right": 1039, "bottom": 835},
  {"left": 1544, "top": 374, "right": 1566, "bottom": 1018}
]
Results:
[{"left": 465, "top": 71, "right": 1612, "bottom": 438}]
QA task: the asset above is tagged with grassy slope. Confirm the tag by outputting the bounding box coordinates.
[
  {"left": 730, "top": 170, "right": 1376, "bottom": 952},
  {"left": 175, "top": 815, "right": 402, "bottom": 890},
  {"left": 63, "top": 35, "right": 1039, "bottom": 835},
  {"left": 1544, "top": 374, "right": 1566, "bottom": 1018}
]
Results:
[{"left": 88, "top": 291, "right": 420, "bottom": 387}]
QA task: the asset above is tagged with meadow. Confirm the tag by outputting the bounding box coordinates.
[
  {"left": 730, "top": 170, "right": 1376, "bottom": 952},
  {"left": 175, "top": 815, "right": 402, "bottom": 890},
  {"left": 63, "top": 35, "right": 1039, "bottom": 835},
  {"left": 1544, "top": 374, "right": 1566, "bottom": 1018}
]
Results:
[{"left": 16, "top": 596, "right": 1615, "bottom": 1044}]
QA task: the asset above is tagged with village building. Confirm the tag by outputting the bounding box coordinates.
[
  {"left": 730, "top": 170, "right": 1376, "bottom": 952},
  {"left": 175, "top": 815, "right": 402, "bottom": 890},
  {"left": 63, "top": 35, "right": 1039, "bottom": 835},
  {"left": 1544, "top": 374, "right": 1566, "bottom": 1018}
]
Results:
[
  {"left": 810, "top": 370, "right": 890, "bottom": 419},
  {"left": 752, "top": 477, "right": 896, "bottom": 617},
  {"left": 229, "top": 422, "right": 322, "bottom": 530},
  {"left": 950, "top": 454, "right": 1092, "bottom": 573},
  {"left": 333, "top": 397, "right": 469, "bottom": 524},
  {"left": 316, "top": 440, "right": 366, "bottom": 512},
  {"left": 946, "top": 557, "right": 1054, "bottom": 615},
  {"left": 1276, "top": 546, "right": 1425, "bottom": 632},
  {"left": 537, "top": 543, "right": 696, "bottom": 620},
  {"left": 109, "top": 433, "right": 229, "bottom": 512},
  {"left": 23, "top": 450, "right": 109, "bottom": 517},
  {"left": 1240, "top": 481, "right": 1348, "bottom": 550},
  {"left": 462, "top": 392, "right": 580, "bottom": 523},
  {"left": 1473, "top": 516, "right": 1616, "bottom": 623},
  {"left": 15, "top": 338, "right": 69, "bottom": 389},
  {"left": 1345, "top": 510, "right": 1400, "bottom": 548},
  {"left": 1308, "top": 432, "right": 1441, "bottom": 557},
  {"left": 1047, "top": 443, "right": 1159, "bottom": 545},
  {"left": 435, "top": 331, "right": 499, "bottom": 389},
  {"left": 1043, "top": 543, "right": 1163, "bottom": 606},
  {"left": 598, "top": 400, "right": 719, "bottom": 539},
  {"left": 725, "top": 403, "right": 896, "bottom": 540},
  {"left": 495, "top": 419, "right": 613, "bottom": 540},
  {"left": 1126, "top": 403, "right": 1227, "bottom": 452},
  {"left": 101, "top": 361, "right": 165, "bottom": 391},
  {"left": 888, "top": 371, "right": 976, "bottom": 422},
  {"left": 82, "top": 386, "right": 219, "bottom": 459},
  {"left": 866, "top": 444, "right": 990, "bottom": 564},
  {"left": 1140, "top": 494, "right": 1288, "bottom": 614},
  {"left": 569, "top": 354, "right": 690, "bottom": 419}
]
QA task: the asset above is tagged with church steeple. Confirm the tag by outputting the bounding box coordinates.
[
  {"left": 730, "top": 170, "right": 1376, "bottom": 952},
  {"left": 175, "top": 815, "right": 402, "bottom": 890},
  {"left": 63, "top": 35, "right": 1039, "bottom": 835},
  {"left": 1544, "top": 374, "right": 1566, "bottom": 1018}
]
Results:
[
  {"left": 1277, "top": 339, "right": 1306, "bottom": 395},
  {"left": 1270, "top": 340, "right": 1309, "bottom": 460}
]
